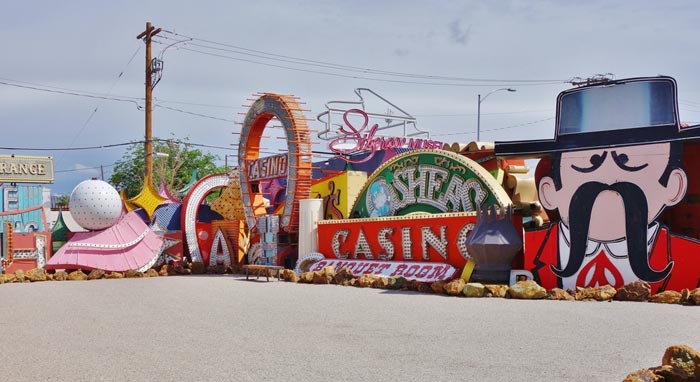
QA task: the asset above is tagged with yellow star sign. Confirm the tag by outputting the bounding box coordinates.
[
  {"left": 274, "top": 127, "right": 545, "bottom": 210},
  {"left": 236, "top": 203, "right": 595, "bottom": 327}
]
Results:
[{"left": 127, "top": 177, "right": 168, "bottom": 219}]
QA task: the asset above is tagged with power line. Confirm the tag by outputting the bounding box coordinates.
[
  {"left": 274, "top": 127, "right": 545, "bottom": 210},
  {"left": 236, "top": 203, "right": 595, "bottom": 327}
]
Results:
[
  {"left": 159, "top": 30, "right": 566, "bottom": 84},
  {"left": 55, "top": 163, "right": 116, "bottom": 173},
  {"left": 56, "top": 45, "right": 143, "bottom": 169},
  {"left": 0, "top": 80, "right": 143, "bottom": 109},
  {"left": 431, "top": 116, "right": 555, "bottom": 137},
  {"left": 0, "top": 142, "right": 138, "bottom": 151},
  {"left": 154, "top": 104, "right": 237, "bottom": 122},
  {"left": 164, "top": 44, "right": 561, "bottom": 88},
  {"left": 0, "top": 78, "right": 240, "bottom": 123},
  {"left": 154, "top": 97, "right": 242, "bottom": 110},
  {"left": 415, "top": 109, "right": 553, "bottom": 117}
]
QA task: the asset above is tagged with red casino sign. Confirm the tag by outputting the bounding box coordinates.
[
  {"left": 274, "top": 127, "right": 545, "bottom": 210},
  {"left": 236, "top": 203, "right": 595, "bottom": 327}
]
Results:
[{"left": 317, "top": 212, "right": 522, "bottom": 269}]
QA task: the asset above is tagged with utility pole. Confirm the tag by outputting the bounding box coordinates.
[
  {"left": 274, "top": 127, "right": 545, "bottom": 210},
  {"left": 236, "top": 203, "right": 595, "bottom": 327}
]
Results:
[{"left": 136, "top": 22, "right": 161, "bottom": 183}]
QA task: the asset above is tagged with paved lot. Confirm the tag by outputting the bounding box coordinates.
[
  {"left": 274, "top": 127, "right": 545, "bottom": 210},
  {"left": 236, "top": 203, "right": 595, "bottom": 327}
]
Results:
[{"left": 0, "top": 276, "right": 698, "bottom": 381}]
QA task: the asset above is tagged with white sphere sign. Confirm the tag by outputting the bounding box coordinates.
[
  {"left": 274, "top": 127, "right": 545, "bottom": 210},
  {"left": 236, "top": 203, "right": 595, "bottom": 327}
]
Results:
[{"left": 69, "top": 179, "right": 123, "bottom": 231}]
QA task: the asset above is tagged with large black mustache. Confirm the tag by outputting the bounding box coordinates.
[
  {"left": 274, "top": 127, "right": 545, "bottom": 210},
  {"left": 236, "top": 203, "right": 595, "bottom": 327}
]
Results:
[{"left": 551, "top": 181, "right": 673, "bottom": 282}]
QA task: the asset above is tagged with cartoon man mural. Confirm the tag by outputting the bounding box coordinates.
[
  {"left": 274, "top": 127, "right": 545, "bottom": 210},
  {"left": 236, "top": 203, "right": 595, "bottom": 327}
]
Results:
[{"left": 496, "top": 76, "right": 700, "bottom": 293}]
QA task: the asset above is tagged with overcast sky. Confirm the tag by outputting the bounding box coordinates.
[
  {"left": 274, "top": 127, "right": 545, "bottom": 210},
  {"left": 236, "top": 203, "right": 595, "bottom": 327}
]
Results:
[{"left": 2, "top": 0, "right": 699, "bottom": 194}]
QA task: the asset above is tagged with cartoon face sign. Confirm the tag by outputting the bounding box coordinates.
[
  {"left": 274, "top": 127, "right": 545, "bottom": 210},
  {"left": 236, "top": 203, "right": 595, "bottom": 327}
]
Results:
[
  {"left": 498, "top": 76, "right": 700, "bottom": 292},
  {"left": 539, "top": 142, "right": 687, "bottom": 241},
  {"left": 534, "top": 141, "right": 692, "bottom": 289}
]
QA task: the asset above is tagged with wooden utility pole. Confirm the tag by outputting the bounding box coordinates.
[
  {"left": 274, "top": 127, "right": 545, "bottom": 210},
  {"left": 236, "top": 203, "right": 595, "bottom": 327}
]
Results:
[{"left": 136, "top": 22, "right": 161, "bottom": 182}]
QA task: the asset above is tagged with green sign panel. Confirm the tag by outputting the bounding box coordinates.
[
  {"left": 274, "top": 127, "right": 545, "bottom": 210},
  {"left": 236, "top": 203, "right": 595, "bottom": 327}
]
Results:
[{"left": 350, "top": 150, "right": 511, "bottom": 218}]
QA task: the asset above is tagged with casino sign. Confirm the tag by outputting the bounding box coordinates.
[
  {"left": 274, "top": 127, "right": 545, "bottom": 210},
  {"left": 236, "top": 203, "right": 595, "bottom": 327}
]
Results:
[
  {"left": 318, "top": 150, "right": 515, "bottom": 270},
  {"left": 350, "top": 150, "right": 510, "bottom": 218}
]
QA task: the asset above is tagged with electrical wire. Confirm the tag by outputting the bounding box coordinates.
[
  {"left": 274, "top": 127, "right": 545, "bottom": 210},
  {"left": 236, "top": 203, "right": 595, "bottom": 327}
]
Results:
[
  {"left": 56, "top": 45, "right": 143, "bottom": 169},
  {"left": 154, "top": 104, "right": 237, "bottom": 122},
  {"left": 55, "top": 163, "right": 116, "bottom": 173},
  {"left": 159, "top": 30, "right": 566, "bottom": 84},
  {"left": 431, "top": 116, "right": 555, "bottom": 137},
  {"left": 0, "top": 142, "right": 138, "bottom": 151},
  {"left": 0, "top": 80, "right": 143, "bottom": 109},
  {"left": 154, "top": 97, "right": 242, "bottom": 110},
  {"left": 159, "top": 43, "right": 563, "bottom": 88},
  {"left": 415, "top": 109, "right": 553, "bottom": 117}
]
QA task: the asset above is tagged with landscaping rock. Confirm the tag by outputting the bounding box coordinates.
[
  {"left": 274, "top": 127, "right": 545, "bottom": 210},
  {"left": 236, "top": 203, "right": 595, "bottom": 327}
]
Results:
[
  {"left": 145, "top": 269, "right": 159, "bottom": 278},
  {"left": 622, "top": 368, "right": 660, "bottom": 382},
  {"left": 15, "top": 269, "right": 26, "bottom": 282},
  {"left": 333, "top": 267, "right": 354, "bottom": 285},
  {"left": 87, "top": 269, "right": 105, "bottom": 280},
  {"left": 649, "top": 365, "right": 693, "bottom": 382},
  {"left": 298, "top": 271, "right": 314, "bottom": 284},
  {"left": 357, "top": 274, "right": 378, "bottom": 288},
  {"left": 680, "top": 289, "right": 692, "bottom": 305},
  {"left": 280, "top": 269, "right": 300, "bottom": 283},
  {"left": 371, "top": 277, "right": 389, "bottom": 289},
  {"left": 462, "top": 283, "right": 485, "bottom": 297},
  {"left": 416, "top": 282, "right": 433, "bottom": 293},
  {"left": 650, "top": 290, "right": 682, "bottom": 304},
  {"left": 53, "top": 271, "right": 69, "bottom": 281},
  {"left": 312, "top": 270, "right": 332, "bottom": 284},
  {"left": 124, "top": 270, "right": 144, "bottom": 278},
  {"left": 105, "top": 272, "right": 124, "bottom": 279},
  {"left": 689, "top": 288, "right": 700, "bottom": 305},
  {"left": 507, "top": 280, "right": 546, "bottom": 299},
  {"left": 444, "top": 278, "right": 466, "bottom": 296},
  {"left": 0, "top": 273, "right": 17, "bottom": 283},
  {"left": 615, "top": 281, "right": 651, "bottom": 302},
  {"left": 575, "top": 285, "right": 616, "bottom": 301},
  {"left": 484, "top": 284, "right": 508, "bottom": 298},
  {"left": 68, "top": 270, "right": 88, "bottom": 281},
  {"left": 387, "top": 276, "right": 407, "bottom": 290},
  {"left": 26, "top": 268, "right": 48, "bottom": 282},
  {"left": 430, "top": 280, "right": 446, "bottom": 294},
  {"left": 662, "top": 344, "right": 700, "bottom": 380},
  {"left": 190, "top": 262, "right": 206, "bottom": 274},
  {"left": 547, "top": 288, "right": 575, "bottom": 301}
]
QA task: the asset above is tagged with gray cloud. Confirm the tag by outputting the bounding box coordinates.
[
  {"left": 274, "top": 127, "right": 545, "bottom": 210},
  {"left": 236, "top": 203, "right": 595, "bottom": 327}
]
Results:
[{"left": 448, "top": 19, "right": 471, "bottom": 45}]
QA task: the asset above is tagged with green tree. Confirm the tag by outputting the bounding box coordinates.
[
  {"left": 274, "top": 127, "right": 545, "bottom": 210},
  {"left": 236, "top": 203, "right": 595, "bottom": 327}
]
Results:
[
  {"left": 54, "top": 194, "right": 70, "bottom": 209},
  {"left": 110, "top": 136, "right": 229, "bottom": 198}
]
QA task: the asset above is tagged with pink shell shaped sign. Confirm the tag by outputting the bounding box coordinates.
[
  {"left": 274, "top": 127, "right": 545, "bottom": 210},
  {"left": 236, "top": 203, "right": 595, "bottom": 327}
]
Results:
[{"left": 69, "top": 179, "right": 123, "bottom": 231}]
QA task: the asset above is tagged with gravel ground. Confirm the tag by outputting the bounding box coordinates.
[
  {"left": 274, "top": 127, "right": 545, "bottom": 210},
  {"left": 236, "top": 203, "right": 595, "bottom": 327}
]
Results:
[{"left": 0, "top": 276, "right": 698, "bottom": 381}]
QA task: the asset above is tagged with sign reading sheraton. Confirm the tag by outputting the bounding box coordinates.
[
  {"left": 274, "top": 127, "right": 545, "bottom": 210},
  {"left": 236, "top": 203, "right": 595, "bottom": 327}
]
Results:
[
  {"left": 350, "top": 150, "right": 511, "bottom": 217},
  {"left": 0, "top": 155, "right": 54, "bottom": 183}
]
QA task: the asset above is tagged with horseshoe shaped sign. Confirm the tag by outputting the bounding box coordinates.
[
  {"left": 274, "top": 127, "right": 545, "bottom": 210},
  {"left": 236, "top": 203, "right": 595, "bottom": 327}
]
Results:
[{"left": 238, "top": 93, "right": 312, "bottom": 232}]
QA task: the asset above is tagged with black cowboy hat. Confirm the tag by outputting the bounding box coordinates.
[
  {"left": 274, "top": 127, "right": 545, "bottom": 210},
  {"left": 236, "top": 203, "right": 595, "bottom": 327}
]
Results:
[{"left": 495, "top": 76, "right": 700, "bottom": 157}]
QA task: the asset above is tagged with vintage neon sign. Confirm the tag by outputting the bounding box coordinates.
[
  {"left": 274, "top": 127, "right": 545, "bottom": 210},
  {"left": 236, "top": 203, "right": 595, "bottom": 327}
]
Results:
[
  {"left": 318, "top": 212, "right": 523, "bottom": 269},
  {"left": 238, "top": 93, "right": 312, "bottom": 232},
  {"left": 329, "top": 109, "right": 444, "bottom": 163},
  {"left": 246, "top": 153, "right": 288, "bottom": 182},
  {"left": 320, "top": 213, "right": 474, "bottom": 268},
  {"left": 350, "top": 150, "right": 511, "bottom": 217},
  {"left": 308, "top": 259, "right": 459, "bottom": 282},
  {"left": 0, "top": 155, "right": 54, "bottom": 184}
]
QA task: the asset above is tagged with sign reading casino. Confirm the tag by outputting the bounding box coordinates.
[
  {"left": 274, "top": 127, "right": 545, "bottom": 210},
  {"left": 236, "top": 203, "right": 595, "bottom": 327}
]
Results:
[
  {"left": 0, "top": 155, "right": 54, "bottom": 184},
  {"left": 317, "top": 150, "right": 516, "bottom": 269}
]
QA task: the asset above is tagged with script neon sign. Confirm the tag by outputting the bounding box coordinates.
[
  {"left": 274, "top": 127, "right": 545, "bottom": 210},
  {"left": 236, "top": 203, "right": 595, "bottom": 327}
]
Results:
[{"left": 329, "top": 109, "right": 444, "bottom": 163}]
